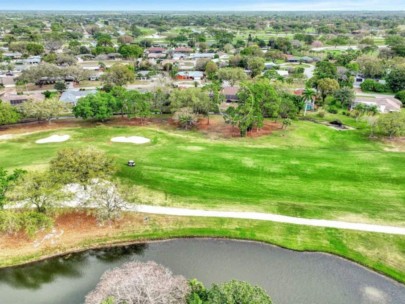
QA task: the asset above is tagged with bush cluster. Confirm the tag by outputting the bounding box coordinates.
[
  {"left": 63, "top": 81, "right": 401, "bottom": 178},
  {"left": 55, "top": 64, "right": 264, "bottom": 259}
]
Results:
[{"left": 360, "top": 79, "right": 389, "bottom": 93}]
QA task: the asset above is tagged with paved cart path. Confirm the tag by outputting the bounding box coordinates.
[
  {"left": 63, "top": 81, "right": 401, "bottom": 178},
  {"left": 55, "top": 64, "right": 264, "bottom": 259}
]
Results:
[{"left": 134, "top": 205, "right": 405, "bottom": 235}]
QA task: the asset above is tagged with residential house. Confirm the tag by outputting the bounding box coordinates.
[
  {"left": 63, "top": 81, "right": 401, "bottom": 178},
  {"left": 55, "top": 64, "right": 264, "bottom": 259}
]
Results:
[
  {"left": 82, "top": 65, "right": 102, "bottom": 72},
  {"left": 353, "top": 97, "right": 402, "bottom": 113},
  {"left": 176, "top": 71, "right": 204, "bottom": 81},
  {"left": 276, "top": 70, "right": 289, "bottom": 77},
  {"left": 2, "top": 52, "right": 22, "bottom": 60},
  {"left": 59, "top": 89, "right": 97, "bottom": 106},
  {"left": 148, "top": 53, "right": 166, "bottom": 59},
  {"left": 136, "top": 71, "right": 151, "bottom": 80},
  {"left": 178, "top": 60, "right": 197, "bottom": 71},
  {"left": 0, "top": 76, "right": 15, "bottom": 88},
  {"left": 1, "top": 94, "right": 29, "bottom": 106},
  {"left": 147, "top": 47, "right": 166, "bottom": 54},
  {"left": 35, "top": 76, "right": 78, "bottom": 86},
  {"left": 217, "top": 52, "right": 230, "bottom": 60},
  {"left": 107, "top": 53, "right": 123, "bottom": 60},
  {"left": 286, "top": 55, "right": 299, "bottom": 63},
  {"left": 15, "top": 56, "right": 41, "bottom": 65},
  {"left": 89, "top": 72, "right": 104, "bottom": 81},
  {"left": 300, "top": 56, "right": 314, "bottom": 63},
  {"left": 190, "top": 53, "right": 216, "bottom": 60},
  {"left": 1, "top": 92, "right": 44, "bottom": 106},
  {"left": 77, "top": 54, "right": 96, "bottom": 60},
  {"left": 264, "top": 62, "right": 278, "bottom": 69},
  {"left": 221, "top": 86, "right": 239, "bottom": 103},
  {"left": 174, "top": 47, "right": 193, "bottom": 53},
  {"left": 172, "top": 53, "right": 189, "bottom": 60}
]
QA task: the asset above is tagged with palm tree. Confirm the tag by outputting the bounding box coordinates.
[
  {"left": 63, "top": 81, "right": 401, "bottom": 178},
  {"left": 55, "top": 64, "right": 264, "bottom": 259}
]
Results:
[{"left": 302, "top": 87, "right": 316, "bottom": 116}]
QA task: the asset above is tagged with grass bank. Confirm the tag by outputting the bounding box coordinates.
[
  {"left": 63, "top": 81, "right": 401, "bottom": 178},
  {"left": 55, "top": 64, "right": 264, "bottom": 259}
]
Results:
[{"left": 1, "top": 212, "right": 404, "bottom": 284}]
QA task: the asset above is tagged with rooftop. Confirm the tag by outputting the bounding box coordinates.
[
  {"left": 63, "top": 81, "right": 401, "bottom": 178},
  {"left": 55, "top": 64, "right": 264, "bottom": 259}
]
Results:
[{"left": 59, "top": 89, "right": 97, "bottom": 104}]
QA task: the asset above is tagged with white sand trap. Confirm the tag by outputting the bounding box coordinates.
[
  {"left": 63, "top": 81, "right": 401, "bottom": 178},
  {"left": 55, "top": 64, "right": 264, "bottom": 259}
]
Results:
[
  {"left": 36, "top": 135, "right": 70, "bottom": 144},
  {"left": 111, "top": 136, "right": 151, "bottom": 144},
  {"left": 0, "top": 131, "right": 43, "bottom": 141},
  {"left": 0, "top": 134, "right": 14, "bottom": 140}
]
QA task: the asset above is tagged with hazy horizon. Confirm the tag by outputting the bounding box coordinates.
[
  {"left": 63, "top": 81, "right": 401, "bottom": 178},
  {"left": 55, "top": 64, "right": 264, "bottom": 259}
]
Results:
[{"left": 1, "top": 0, "right": 405, "bottom": 11}]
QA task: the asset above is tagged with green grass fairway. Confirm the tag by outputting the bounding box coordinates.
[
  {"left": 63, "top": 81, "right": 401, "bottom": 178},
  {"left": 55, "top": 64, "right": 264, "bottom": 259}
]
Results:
[{"left": 1, "top": 117, "right": 404, "bottom": 225}]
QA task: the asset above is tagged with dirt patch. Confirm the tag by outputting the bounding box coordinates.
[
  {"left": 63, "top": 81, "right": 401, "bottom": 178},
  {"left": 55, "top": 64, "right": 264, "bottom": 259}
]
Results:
[
  {"left": 383, "top": 137, "right": 405, "bottom": 152},
  {"left": 0, "top": 119, "right": 84, "bottom": 134},
  {"left": 0, "top": 116, "right": 281, "bottom": 139},
  {"left": 109, "top": 117, "right": 173, "bottom": 128},
  {"left": 0, "top": 211, "right": 146, "bottom": 262},
  {"left": 197, "top": 116, "right": 282, "bottom": 138}
]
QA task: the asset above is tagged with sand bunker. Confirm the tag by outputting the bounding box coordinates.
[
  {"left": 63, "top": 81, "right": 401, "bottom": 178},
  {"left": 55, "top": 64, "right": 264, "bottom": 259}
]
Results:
[
  {"left": 0, "top": 134, "right": 14, "bottom": 140},
  {"left": 0, "top": 131, "right": 42, "bottom": 141},
  {"left": 36, "top": 135, "right": 70, "bottom": 144},
  {"left": 111, "top": 136, "right": 151, "bottom": 144}
]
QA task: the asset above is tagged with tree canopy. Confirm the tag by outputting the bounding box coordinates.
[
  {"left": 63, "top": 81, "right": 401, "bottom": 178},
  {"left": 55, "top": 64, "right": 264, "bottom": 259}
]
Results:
[
  {"left": 50, "top": 147, "right": 116, "bottom": 186},
  {"left": 0, "top": 102, "right": 21, "bottom": 125},
  {"left": 73, "top": 92, "right": 117, "bottom": 121}
]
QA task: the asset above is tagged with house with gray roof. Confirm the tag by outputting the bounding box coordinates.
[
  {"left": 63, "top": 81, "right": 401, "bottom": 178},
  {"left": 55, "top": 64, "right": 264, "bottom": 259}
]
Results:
[
  {"left": 3, "top": 52, "right": 22, "bottom": 59},
  {"left": 190, "top": 53, "right": 216, "bottom": 59},
  {"left": 59, "top": 89, "right": 97, "bottom": 106}
]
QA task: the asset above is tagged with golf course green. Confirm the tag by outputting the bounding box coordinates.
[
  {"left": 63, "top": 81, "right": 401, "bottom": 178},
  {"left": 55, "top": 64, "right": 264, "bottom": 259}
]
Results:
[
  {"left": 1, "top": 115, "right": 405, "bottom": 282},
  {"left": 1, "top": 117, "right": 404, "bottom": 223}
]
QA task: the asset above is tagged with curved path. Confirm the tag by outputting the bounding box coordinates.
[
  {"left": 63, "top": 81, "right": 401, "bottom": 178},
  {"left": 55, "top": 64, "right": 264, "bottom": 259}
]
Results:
[{"left": 134, "top": 205, "right": 405, "bottom": 235}]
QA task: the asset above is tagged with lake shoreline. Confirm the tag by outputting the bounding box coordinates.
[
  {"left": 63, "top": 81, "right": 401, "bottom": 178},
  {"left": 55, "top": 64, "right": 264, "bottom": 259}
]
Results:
[{"left": 2, "top": 234, "right": 405, "bottom": 288}]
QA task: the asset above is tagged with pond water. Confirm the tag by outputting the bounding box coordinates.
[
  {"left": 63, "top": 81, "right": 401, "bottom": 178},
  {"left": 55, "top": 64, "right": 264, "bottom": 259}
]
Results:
[{"left": 0, "top": 239, "right": 404, "bottom": 304}]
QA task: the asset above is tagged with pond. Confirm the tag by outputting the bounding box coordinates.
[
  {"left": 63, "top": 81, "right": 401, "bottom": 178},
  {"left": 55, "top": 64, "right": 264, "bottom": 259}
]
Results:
[{"left": 0, "top": 239, "right": 404, "bottom": 304}]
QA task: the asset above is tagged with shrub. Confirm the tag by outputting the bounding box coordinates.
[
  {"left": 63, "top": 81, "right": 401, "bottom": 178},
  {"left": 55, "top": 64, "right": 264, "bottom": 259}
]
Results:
[
  {"left": 0, "top": 102, "right": 21, "bottom": 125},
  {"left": 43, "top": 90, "right": 52, "bottom": 98},
  {"left": 360, "top": 79, "right": 389, "bottom": 93},
  {"left": 22, "top": 212, "right": 54, "bottom": 237},
  {"left": 394, "top": 90, "right": 405, "bottom": 104},
  {"left": 378, "top": 112, "right": 405, "bottom": 138},
  {"left": 324, "top": 95, "right": 336, "bottom": 106},
  {"left": 373, "top": 82, "right": 389, "bottom": 93},
  {"left": 54, "top": 82, "right": 66, "bottom": 92},
  {"left": 360, "top": 79, "right": 376, "bottom": 91},
  {"left": 294, "top": 67, "right": 305, "bottom": 74},
  {"left": 0, "top": 211, "right": 21, "bottom": 234},
  {"left": 317, "top": 110, "right": 326, "bottom": 118},
  {"left": 327, "top": 105, "right": 339, "bottom": 114},
  {"left": 189, "top": 280, "right": 272, "bottom": 304},
  {"left": 0, "top": 211, "right": 53, "bottom": 237},
  {"left": 386, "top": 67, "right": 405, "bottom": 92},
  {"left": 282, "top": 118, "right": 292, "bottom": 129},
  {"left": 173, "top": 107, "right": 197, "bottom": 130}
]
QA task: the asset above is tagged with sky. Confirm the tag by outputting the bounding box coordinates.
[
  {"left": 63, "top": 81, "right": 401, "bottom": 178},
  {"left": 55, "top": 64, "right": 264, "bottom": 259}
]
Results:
[{"left": 1, "top": 0, "right": 405, "bottom": 11}]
